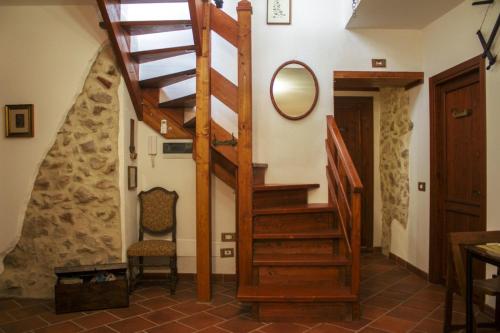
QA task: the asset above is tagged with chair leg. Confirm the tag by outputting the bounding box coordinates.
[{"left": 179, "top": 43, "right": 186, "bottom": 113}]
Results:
[
  {"left": 495, "top": 294, "right": 500, "bottom": 330},
  {"left": 128, "top": 256, "right": 135, "bottom": 293},
  {"left": 169, "top": 255, "right": 178, "bottom": 295},
  {"left": 139, "top": 256, "right": 144, "bottom": 277},
  {"left": 444, "top": 286, "right": 454, "bottom": 332}
]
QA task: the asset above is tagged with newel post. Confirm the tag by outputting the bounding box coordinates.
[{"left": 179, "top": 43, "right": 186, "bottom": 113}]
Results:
[
  {"left": 236, "top": 0, "right": 253, "bottom": 287},
  {"left": 195, "top": 0, "right": 212, "bottom": 302}
]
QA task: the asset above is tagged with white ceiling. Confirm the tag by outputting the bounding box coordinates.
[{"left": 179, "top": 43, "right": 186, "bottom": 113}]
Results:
[{"left": 347, "top": 0, "right": 466, "bottom": 29}]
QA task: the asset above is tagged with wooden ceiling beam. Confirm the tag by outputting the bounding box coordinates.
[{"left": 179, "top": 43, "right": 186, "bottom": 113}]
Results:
[{"left": 333, "top": 71, "right": 424, "bottom": 91}]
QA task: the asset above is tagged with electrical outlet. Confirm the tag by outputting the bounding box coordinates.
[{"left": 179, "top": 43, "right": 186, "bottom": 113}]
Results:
[
  {"left": 220, "top": 248, "right": 234, "bottom": 258},
  {"left": 418, "top": 182, "right": 426, "bottom": 192},
  {"left": 221, "top": 233, "right": 237, "bottom": 242},
  {"left": 372, "top": 58, "right": 387, "bottom": 68}
]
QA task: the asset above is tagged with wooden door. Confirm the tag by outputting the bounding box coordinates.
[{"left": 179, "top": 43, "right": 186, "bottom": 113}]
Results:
[
  {"left": 429, "top": 56, "right": 486, "bottom": 283},
  {"left": 334, "top": 97, "right": 374, "bottom": 249}
]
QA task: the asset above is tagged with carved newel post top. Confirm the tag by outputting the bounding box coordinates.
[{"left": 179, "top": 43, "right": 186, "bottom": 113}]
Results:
[{"left": 237, "top": 0, "right": 252, "bottom": 12}]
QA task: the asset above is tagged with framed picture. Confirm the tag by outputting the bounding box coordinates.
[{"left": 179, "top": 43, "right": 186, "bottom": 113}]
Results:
[
  {"left": 128, "top": 166, "right": 137, "bottom": 190},
  {"left": 5, "top": 104, "right": 34, "bottom": 137},
  {"left": 267, "top": 0, "right": 291, "bottom": 25}
]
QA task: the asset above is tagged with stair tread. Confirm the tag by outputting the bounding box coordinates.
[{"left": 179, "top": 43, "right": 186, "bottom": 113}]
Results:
[
  {"left": 253, "top": 163, "right": 268, "bottom": 169},
  {"left": 139, "top": 69, "right": 196, "bottom": 88},
  {"left": 237, "top": 285, "right": 356, "bottom": 302},
  {"left": 253, "top": 253, "right": 350, "bottom": 266},
  {"left": 253, "top": 183, "right": 320, "bottom": 192},
  {"left": 121, "top": 20, "right": 192, "bottom": 36},
  {"left": 131, "top": 45, "right": 196, "bottom": 63},
  {"left": 253, "top": 203, "right": 334, "bottom": 216},
  {"left": 159, "top": 94, "right": 196, "bottom": 108},
  {"left": 253, "top": 231, "right": 342, "bottom": 240}
]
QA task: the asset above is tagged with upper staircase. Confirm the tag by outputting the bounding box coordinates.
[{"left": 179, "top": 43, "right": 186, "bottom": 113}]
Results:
[{"left": 98, "top": 0, "right": 363, "bottom": 322}]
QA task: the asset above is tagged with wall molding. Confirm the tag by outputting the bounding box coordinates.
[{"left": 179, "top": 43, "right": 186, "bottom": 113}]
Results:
[{"left": 389, "top": 252, "right": 428, "bottom": 280}]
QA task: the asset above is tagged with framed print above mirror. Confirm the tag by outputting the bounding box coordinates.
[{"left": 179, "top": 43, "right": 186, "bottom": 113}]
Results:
[{"left": 267, "top": 0, "right": 291, "bottom": 25}]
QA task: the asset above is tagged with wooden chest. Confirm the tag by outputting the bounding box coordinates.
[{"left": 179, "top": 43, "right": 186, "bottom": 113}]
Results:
[{"left": 54, "top": 263, "right": 129, "bottom": 314}]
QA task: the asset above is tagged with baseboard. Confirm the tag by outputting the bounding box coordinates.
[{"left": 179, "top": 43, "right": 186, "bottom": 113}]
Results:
[
  {"left": 362, "top": 246, "right": 382, "bottom": 253},
  {"left": 389, "top": 252, "right": 428, "bottom": 280},
  {"left": 178, "top": 273, "right": 237, "bottom": 283}
]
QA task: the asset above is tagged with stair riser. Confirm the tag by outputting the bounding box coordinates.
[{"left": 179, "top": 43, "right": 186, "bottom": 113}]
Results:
[
  {"left": 254, "top": 239, "right": 338, "bottom": 256},
  {"left": 253, "top": 189, "right": 308, "bottom": 209},
  {"left": 254, "top": 213, "right": 336, "bottom": 234},
  {"left": 256, "top": 266, "right": 346, "bottom": 287},
  {"left": 253, "top": 168, "right": 266, "bottom": 185},
  {"left": 254, "top": 302, "right": 352, "bottom": 322}
]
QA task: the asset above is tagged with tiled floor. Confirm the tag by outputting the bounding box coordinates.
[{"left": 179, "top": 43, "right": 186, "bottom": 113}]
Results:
[{"left": 0, "top": 253, "right": 494, "bottom": 333}]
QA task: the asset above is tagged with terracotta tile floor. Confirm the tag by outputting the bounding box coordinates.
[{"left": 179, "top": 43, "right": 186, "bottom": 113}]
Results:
[{"left": 0, "top": 253, "right": 495, "bottom": 333}]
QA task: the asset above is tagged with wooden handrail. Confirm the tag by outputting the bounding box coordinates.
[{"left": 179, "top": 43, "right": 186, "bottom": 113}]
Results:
[
  {"left": 236, "top": 0, "right": 253, "bottom": 287},
  {"left": 327, "top": 116, "right": 363, "bottom": 192},
  {"left": 210, "top": 4, "right": 238, "bottom": 47},
  {"left": 188, "top": 0, "right": 207, "bottom": 56},
  {"left": 194, "top": 0, "right": 212, "bottom": 302},
  {"left": 190, "top": 0, "right": 253, "bottom": 299},
  {"left": 325, "top": 115, "right": 362, "bottom": 303}
]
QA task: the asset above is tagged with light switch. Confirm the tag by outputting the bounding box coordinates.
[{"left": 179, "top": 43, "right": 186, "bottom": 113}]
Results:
[{"left": 418, "top": 182, "right": 426, "bottom": 192}]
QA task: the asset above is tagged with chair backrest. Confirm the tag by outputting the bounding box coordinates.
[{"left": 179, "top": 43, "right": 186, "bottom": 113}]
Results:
[
  {"left": 448, "top": 231, "right": 500, "bottom": 296},
  {"left": 138, "top": 187, "right": 179, "bottom": 240}
]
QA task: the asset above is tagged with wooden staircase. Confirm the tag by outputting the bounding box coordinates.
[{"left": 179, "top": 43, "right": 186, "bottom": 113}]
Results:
[{"left": 98, "top": 0, "right": 363, "bottom": 322}]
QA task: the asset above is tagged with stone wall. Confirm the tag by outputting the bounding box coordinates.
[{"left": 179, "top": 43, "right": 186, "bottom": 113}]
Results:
[
  {"left": 0, "top": 45, "right": 122, "bottom": 298},
  {"left": 379, "top": 88, "right": 411, "bottom": 255}
]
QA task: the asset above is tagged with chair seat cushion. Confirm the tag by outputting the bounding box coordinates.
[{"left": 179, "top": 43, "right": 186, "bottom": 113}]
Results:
[{"left": 127, "top": 240, "right": 176, "bottom": 257}]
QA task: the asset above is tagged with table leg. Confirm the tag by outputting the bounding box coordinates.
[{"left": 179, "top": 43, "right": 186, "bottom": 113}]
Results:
[{"left": 466, "top": 251, "right": 474, "bottom": 333}]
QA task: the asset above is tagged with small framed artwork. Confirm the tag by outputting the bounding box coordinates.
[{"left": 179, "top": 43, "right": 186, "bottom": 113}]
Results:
[
  {"left": 267, "top": 0, "right": 291, "bottom": 25},
  {"left": 128, "top": 166, "right": 137, "bottom": 190},
  {"left": 5, "top": 104, "right": 34, "bottom": 138}
]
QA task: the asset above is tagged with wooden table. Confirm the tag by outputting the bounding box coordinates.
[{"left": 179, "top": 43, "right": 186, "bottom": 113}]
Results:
[{"left": 465, "top": 244, "right": 500, "bottom": 333}]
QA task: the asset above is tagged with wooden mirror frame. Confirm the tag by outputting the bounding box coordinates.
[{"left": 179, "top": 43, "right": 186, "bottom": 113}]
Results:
[{"left": 270, "top": 60, "right": 319, "bottom": 121}]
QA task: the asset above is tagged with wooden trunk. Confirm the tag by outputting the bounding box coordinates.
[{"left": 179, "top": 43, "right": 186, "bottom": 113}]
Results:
[{"left": 54, "top": 264, "right": 129, "bottom": 314}]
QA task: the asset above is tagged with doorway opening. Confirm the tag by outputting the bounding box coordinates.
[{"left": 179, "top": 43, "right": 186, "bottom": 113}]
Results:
[
  {"left": 333, "top": 71, "right": 423, "bottom": 252},
  {"left": 428, "top": 56, "right": 487, "bottom": 284},
  {"left": 334, "top": 96, "right": 374, "bottom": 250}
]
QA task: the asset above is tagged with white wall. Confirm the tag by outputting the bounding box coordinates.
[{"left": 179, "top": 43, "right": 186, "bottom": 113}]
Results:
[
  {"left": 0, "top": 2, "right": 139, "bottom": 270},
  {"left": 0, "top": 2, "right": 108, "bottom": 269},
  {"left": 252, "top": 0, "right": 423, "bottom": 205},
  {"left": 119, "top": 81, "right": 139, "bottom": 259},
  {"left": 390, "top": 1, "right": 500, "bottom": 273},
  {"left": 135, "top": 124, "right": 237, "bottom": 274},
  {"left": 134, "top": 0, "right": 423, "bottom": 275}
]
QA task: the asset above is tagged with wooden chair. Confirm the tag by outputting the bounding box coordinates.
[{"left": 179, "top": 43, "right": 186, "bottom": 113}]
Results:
[
  {"left": 444, "top": 231, "right": 500, "bottom": 332},
  {"left": 127, "top": 187, "right": 179, "bottom": 294}
]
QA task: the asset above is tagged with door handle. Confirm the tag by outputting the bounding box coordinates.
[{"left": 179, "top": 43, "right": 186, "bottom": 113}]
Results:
[{"left": 472, "top": 190, "right": 482, "bottom": 196}]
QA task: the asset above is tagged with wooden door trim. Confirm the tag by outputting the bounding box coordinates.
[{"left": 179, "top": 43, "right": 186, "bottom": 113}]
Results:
[
  {"left": 428, "top": 55, "right": 486, "bottom": 283},
  {"left": 334, "top": 96, "right": 374, "bottom": 249}
]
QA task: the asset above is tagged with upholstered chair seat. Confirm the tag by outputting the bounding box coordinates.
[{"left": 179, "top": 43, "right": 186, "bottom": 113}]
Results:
[
  {"left": 127, "top": 240, "right": 176, "bottom": 257},
  {"left": 127, "top": 187, "right": 179, "bottom": 294}
]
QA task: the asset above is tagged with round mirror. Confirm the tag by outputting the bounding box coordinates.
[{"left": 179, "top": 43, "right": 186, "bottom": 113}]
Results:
[{"left": 270, "top": 60, "right": 319, "bottom": 120}]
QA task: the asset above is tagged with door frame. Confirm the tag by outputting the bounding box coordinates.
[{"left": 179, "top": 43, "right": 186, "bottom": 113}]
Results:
[
  {"left": 428, "top": 55, "right": 487, "bottom": 283},
  {"left": 334, "top": 96, "right": 375, "bottom": 249}
]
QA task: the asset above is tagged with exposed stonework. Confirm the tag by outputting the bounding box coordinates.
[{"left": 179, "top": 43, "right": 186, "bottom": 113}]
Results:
[
  {"left": 379, "top": 88, "right": 412, "bottom": 255},
  {"left": 0, "top": 45, "right": 122, "bottom": 298}
]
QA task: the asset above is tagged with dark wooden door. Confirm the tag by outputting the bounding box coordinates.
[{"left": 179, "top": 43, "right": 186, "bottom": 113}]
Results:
[
  {"left": 334, "top": 97, "right": 374, "bottom": 249},
  {"left": 429, "top": 57, "right": 486, "bottom": 283}
]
